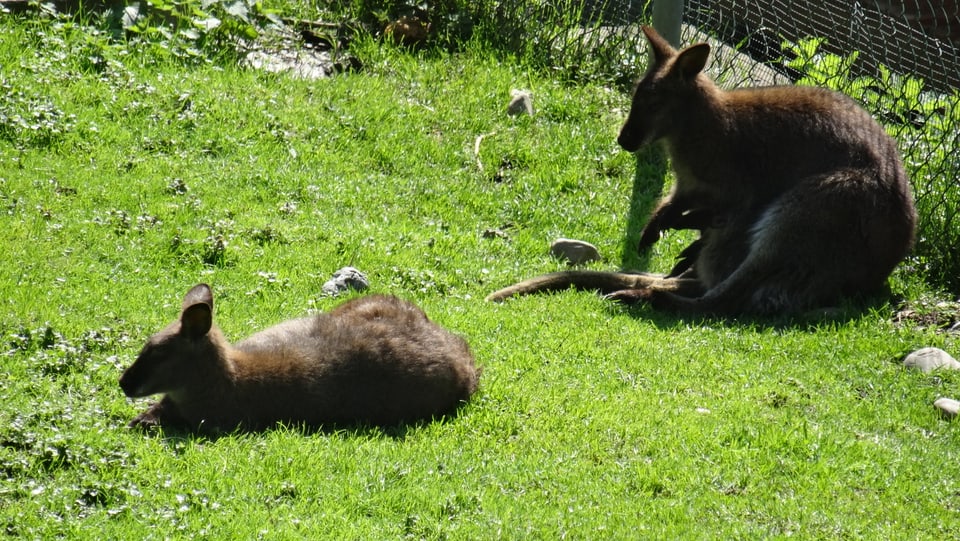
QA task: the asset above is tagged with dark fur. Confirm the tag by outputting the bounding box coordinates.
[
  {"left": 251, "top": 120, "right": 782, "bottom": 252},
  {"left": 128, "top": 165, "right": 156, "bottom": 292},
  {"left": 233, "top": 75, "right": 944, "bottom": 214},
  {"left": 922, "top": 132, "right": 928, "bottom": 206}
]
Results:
[
  {"left": 486, "top": 26, "right": 917, "bottom": 316},
  {"left": 119, "top": 284, "right": 480, "bottom": 432}
]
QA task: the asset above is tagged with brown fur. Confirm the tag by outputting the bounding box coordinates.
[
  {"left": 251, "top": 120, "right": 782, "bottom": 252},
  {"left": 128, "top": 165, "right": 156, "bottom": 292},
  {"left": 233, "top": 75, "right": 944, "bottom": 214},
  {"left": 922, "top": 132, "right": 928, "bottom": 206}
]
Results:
[
  {"left": 119, "top": 284, "right": 480, "bottom": 432},
  {"left": 487, "top": 26, "right": 917, "bottom": 316}
]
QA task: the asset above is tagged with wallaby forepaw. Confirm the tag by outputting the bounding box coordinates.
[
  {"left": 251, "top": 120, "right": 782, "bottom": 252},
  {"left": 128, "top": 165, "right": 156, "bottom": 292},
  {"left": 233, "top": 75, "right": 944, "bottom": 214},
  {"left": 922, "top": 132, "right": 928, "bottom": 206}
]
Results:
[
  {"left": 127, "top": 411, "right": 162, "bottom": 431},
  {"left": 127, "top": 403, "right": 162, "bottom": 432},
  {"left": 637, "top": 230, "right": 661, "bottom": 253}
]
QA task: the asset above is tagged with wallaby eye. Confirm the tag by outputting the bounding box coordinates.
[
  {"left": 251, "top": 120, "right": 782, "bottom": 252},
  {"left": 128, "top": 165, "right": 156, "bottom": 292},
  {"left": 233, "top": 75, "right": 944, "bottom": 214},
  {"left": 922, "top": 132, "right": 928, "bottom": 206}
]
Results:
[
  {"left": 138, "top": 339, "right": 175, "bottom": 363},
  {"left": 633, "top": 92, "right": 661, "bottom": 113}
]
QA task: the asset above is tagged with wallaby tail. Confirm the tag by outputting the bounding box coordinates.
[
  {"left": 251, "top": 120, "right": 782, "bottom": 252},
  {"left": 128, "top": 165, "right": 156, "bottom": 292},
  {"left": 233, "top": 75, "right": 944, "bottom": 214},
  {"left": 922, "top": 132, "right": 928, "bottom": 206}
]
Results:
[{"left": 485, "top": 270, "right": 675, "bottom": 302}]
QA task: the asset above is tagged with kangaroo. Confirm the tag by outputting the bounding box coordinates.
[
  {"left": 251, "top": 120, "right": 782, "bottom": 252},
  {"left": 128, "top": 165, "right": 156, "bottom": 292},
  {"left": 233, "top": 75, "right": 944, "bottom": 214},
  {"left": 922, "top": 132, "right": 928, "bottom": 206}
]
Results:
[
  {"left": 487, "top": 25, "right": 917, "bottom": 316},
  {"left": 119, "top": 284, "right": 480, "bottom": 432}
]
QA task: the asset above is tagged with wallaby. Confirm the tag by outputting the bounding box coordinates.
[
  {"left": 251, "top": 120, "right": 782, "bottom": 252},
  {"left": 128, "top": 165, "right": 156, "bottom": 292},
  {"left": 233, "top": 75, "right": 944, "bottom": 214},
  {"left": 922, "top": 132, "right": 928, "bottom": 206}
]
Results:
[
  {"left": 119, "top": 284, "right": 480, "bottom": 432},
  {"left": 487, "top": 26, "right": 917, "bottom": 316}
]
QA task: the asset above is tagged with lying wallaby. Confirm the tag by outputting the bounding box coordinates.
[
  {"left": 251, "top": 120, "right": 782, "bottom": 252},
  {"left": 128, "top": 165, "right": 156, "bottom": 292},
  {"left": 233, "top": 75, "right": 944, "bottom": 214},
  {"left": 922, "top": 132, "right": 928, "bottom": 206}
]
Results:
[
  {"left": 119, "top": 284, "right": 480, "bottom": 432},
  {"left": 487, "top": 26, "right": 917, "bottom": 316}
]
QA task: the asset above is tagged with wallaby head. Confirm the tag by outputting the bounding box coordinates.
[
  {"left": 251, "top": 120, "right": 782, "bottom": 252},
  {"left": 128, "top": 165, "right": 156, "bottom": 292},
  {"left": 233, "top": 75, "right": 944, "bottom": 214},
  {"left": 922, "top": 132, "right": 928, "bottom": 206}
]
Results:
[
  {"left": 617, "top": 25, "right": 712, "bottom": 152},
  {"left": 118, "top": 283, "right": 227, "bottom": 400}
]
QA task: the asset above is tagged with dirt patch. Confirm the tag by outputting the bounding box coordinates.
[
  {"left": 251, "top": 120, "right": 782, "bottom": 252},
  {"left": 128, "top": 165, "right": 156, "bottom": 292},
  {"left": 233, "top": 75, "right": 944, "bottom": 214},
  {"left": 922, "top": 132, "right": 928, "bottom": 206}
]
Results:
[
  {"left": 241, "top": 22, "right": 361, "bottom": 79},
  {"left": 894, "top": 298, "right": 960, "bottom": 332}
]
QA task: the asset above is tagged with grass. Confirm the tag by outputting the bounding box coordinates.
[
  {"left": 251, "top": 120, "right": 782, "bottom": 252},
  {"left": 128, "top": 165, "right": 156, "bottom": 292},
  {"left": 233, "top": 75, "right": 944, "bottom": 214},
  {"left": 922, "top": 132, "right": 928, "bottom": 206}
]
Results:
[{"left": 2, "top": 15, "right": 960, "bottom": 538}]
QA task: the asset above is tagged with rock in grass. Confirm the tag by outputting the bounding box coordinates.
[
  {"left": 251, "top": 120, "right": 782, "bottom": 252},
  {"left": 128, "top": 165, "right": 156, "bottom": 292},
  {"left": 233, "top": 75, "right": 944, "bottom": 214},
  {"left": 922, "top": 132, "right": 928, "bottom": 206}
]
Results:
[
  {"left": 903, "top": 347, "right": 960, "bottom": 373},
  {"left": 321, "top": 267, "right": 369, "bottom": 297},
  {"left": 934, "top": 397, "right": 960, "bottom": 419},
  {"left": 549, "top": 238, "right": 601, "bottom": 265},
  {"left": 507, "top": 89, "right": 533, "bottom": 116}
]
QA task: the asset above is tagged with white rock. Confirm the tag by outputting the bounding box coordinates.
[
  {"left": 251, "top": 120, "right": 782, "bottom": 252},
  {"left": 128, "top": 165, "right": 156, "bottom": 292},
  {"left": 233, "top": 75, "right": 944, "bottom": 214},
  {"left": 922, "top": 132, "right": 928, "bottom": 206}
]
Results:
[
  {"left": 902, "top": 347, "right": 960, "bottom": 373},
  {"left": 321, "top": 266, "right": 369, "bottom": 297},
  {"left": 507, "top": 89, "right": 533, "bottom": 116},
  {"left": 934, "top": 397, "right": 960, "bottom": 419},
  {"left": 549, "top": 238, "right": 601, "bottom": 265}
]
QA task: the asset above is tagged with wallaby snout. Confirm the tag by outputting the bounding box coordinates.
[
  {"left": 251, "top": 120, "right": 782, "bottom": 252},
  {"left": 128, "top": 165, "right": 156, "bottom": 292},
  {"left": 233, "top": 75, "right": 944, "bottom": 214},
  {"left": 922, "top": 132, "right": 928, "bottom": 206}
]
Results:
[
  {"left": 118, "top": 372, "right": 140, "bottom": 397},
  {"left": 119, "top": 347, "right": 163, "bottom": 398},
  {"left": 616, "top": 125, "right": 643, "bottom": 153}
]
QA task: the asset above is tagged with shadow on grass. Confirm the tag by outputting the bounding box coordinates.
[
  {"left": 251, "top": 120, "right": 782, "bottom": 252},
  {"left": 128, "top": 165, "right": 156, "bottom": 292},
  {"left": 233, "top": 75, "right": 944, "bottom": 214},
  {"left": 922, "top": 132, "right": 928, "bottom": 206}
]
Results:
[
  {"left": 601, "top": 289, "right": 904, "bottom": 331},
  {"left": 619, "top": 145, "right": 668, "bottom": 271},
  {"left": 125, "top": 409, "right": 472, "bottom": 445}
]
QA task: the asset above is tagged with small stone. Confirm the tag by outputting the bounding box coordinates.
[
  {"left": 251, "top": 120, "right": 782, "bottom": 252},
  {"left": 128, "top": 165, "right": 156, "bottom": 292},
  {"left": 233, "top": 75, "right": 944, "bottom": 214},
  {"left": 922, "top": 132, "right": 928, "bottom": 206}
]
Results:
[
  {"left": 903, "top": 347, "right": 960, "bottom": 373},
  {"left": 321, "top": 266, "right": 369, "bottom": 297},
  {"left": 507, "top": 89, "right": 533, "bottom": 116},
  {"left": 934, "top": 397, "right": 960, "bottom": 419},
  {"left": 549, "top": 238, "right": 601, "bottom": 265}
]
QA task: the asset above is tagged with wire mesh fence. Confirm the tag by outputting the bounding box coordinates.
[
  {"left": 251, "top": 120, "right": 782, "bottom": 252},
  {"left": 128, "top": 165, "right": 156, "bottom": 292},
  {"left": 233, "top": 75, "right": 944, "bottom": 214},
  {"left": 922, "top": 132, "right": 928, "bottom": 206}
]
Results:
[{"left": 482, "top": 0, "right": 959, "bottom": 294}]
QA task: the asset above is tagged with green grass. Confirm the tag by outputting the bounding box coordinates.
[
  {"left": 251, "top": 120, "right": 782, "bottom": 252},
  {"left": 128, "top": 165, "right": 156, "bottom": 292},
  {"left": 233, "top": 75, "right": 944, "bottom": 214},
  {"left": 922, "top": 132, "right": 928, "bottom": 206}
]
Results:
[{"left": 2, "top": 17, "right": 960, "bottom": 539}]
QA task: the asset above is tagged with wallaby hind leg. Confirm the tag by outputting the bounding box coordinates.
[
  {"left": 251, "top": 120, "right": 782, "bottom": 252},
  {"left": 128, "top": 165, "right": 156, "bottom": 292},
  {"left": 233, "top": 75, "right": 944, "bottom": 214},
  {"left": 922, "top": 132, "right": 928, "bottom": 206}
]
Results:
[
  {"left": 642, "top": 171, "right": 913, "bottom": 316},
  {"left": 602, "top": 239, "right": 707, "bottom": 304},
  {"left": 485, "top": 270, "right": 703, "bottom": 302},
  {"left": 605, "top": 264, "right": 704, "bottom": 304},
  {"left": 640, "top": 256, "right": 800, "bottom": 315}
]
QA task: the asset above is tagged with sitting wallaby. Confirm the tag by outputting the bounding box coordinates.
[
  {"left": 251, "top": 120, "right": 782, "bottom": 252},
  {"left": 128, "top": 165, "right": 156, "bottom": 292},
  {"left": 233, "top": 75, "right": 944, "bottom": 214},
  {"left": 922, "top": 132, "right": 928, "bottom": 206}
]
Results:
[
  {"left": 119, "top": 284, "right": 480, "bottom": 432},
  {"left": 486, "top": 26, "right": 917, "bottom": 316}
]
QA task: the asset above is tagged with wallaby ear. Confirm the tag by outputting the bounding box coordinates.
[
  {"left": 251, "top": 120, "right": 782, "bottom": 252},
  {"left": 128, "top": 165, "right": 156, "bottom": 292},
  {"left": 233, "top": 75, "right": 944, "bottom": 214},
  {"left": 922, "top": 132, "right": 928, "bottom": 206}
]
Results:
[
  {"left": 180, "top": 302, "right": 212, "bottom": 338},
  {"left": 180, "top": 284, "right": 213, "bottom": 338},
  {"left": 641, "top": 25, "right": 676, "bottom": 65},
  {"left": 674, "top": 43, "right": 710, "bottom": 80},
  {"left": 182, "top": 283, "right": 214, "bottom": 313}
]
